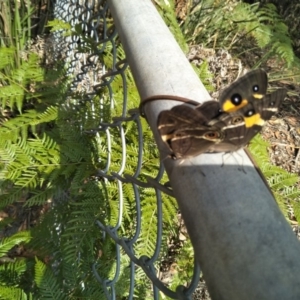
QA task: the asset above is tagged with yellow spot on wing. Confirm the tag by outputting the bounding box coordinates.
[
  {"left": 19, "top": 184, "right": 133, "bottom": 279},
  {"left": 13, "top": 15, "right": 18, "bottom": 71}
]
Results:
[
  {"left": 244, "top": 114, "right": 264, "bottom": 128},
  {"left": 223, "top": 99, "right": 248, "bottom": 112},
  {"left": 253, "top": 93, "right": 264, "bottom": 99}
]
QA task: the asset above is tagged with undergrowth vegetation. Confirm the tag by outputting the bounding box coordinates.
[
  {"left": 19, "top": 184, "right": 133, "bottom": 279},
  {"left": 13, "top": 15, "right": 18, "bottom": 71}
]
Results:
[
  {"left": 156, "top": 0, "right": 300, "bottom": 220},
  {"left": 157, "top": 0, "right": 299, "bottom": 69},
  {"left": 0, "top": 0, "right": 299, "bottom": 299}
]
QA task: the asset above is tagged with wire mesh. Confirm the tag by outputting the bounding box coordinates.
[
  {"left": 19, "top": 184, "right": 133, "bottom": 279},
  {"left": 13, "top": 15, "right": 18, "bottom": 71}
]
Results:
[{"left": 53, "top": 0, "right": 201, "bottom": 299}]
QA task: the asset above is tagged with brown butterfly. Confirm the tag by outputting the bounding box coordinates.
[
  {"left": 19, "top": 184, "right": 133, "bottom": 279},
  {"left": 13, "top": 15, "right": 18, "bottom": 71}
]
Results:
[{"left": 157, "top": 69, "right": 286, "bottom": 159}]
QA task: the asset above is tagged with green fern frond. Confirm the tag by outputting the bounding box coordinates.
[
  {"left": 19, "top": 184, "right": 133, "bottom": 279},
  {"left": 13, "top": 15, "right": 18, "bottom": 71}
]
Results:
[
  {"left": 283, "top": 186, "right": 300, "bottom": 200},
  {"left": 34, "top": 258, "right": 46, "bottom": 287},
  {"left": 24, "top": 188, "right": 56, "bottom": 207},
  {"left": 0, "top": 258, "right": 28, "bottom": 287},
  {"left": 162, "top": 193, "right": 178, "bottom": 225},
  {"left": 0, "top": 232, "right": 31, "bottom": 258},
  {"left": 0, "top": 85, "right": 24, "bottom": 113},
  {"left": 0, "top": 188, "right": 25, "bottom": 210},
  {"left": 0, "top": 286, "right": 28, "bottom": 300},
  {"left": 249, "top": 135, "right": 300, "bottom": 219},
  {"left": 47, "top": 19, "right": 72, "bottom": 33},
  {"left": 192, "top": 60, "right": 214, "bottom": 92},
  {"left": 0, "top": 107, "right": 58, "bottom": 141},
  {"left": 233, "top": 3, "right": 294, "bottom": 66},
  {"left": 181, "top": 0, "right": 296, "bottom": 67},
  {"left": 0, "top": 50, "right": 44, "bottom": 113},
  {"left": 269, "top": 173, "right": 299, "bottom": 190},
  {"left": 155, "top": 0, "right": 189, "bottom": 53},
  {"left": 0, "top": 133, "right": 60, "bottom": 190},
  {"left": 292, "top": 199, "right": 300, "bottom": 222},
  {"left": 35, "top": 258, "right": 67, "bottom": 300},
  {"left": 0, "top": 48, "right": 15, "bottom": 70},
  {"left": 2, "top": 258, "right": 27, "bottom": 275}
]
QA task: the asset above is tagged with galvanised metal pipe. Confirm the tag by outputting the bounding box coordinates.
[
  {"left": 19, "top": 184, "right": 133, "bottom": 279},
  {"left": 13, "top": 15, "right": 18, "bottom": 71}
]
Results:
[{"left": 108, "top": 0, "right": 300, "bottom": 299}]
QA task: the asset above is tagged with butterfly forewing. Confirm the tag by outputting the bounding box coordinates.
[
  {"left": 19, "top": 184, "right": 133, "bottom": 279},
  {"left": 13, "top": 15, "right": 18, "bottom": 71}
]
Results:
[
  {"left": 195, "top": 100, "right": 221, "bottom": 120},
  {"left": 219, "top": 69, "right": 268, "bottom": 113}
]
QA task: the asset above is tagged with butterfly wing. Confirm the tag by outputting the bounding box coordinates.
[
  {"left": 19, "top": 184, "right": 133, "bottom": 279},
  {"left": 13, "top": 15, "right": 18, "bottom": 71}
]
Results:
[
  {"left": 230, "top": 88, "right": 286, "bottom": 132},
  {"left": 255, "top": 88, "right": 287, "bottom": 120},
  {"left": 207, "top": 88, "right": 286, "bottom": 152},
  {"left": 167, "top": 125, "right": 224, "bottom": 158},
  {"left": 205, "top": 113, "right": 248, "bottom": 152},
  {"left": 158, "top": 104, "right": 207, "bottom": 131},
  {"left": 157, "top": 102, "right": 223, "bottom": 158},
  {"left": 219, "top": 69, "right": 268, "bottom": 113},
  {"left": 195, "top": 100, "right": 221, "bottom": 120}
]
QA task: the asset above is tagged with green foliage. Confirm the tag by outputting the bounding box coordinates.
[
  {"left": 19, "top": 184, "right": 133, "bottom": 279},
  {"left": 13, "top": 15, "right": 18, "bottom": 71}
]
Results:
[
  {"left": 0, "top": 49, "right": 72, "bottom": 210},
  {"left": 0, "top": 231, "right": 31, "bottom": 258},
  {"left": 0, "top": 0, "right": 34, "bottom": 67},
  {"left": 0, "top": 231, "right": 32, "bottom": 300},
  {"left": 5, "top": 2, "right": 298, "bottom": 299},
  {"left": 0, "top": 48, "right": 44, "bottom": 113},
  {"left": 0, "top": 42, "right": 108, "bottom": 296},
  {"left": 168, "top": 239, "right": 195, "bottom": 291},
  {"left": 34, "top": 258, "right": 67, "bottom": 300},
  {"left": 0, "top": 286, "right": 29, "bottom": 300},
  {"left": 191, "top": 60, "right": 214, "bottom": 92},
  {"left": 155, "top": 0, "right": 189, "bottom": 53},
  {"left": 47, "top": 19, "right": 72, "bottom": 34},
  {"left": 180, "top": 0, "right": 297, "bottom": 68},
  {"left": 249, "top": 135, "right": 300, "bottom": 218},
  {"left": 0, "top": 17, "right": 181, "bottom": 297}
]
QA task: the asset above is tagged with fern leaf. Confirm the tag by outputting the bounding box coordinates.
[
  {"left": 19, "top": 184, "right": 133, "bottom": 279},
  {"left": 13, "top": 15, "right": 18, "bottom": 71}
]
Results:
[
  {"left": 34, "top": 258, "right": 66, "bottom": 300},
  {"left": 0, "top": 232, "right": 31, "bottom": 258},
  {"left": 0, "top": 286, "right": 28, "bottom": 300}
]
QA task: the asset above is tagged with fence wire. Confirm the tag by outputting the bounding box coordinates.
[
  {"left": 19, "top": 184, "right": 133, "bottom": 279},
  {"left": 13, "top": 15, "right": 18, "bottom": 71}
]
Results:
[{"left": 52, "top": 0, "right": 201, "bottom": 299}]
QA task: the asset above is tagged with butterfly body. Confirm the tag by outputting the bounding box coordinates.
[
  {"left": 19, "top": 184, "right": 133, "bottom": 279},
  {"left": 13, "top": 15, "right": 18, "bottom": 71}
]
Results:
[{"left": 157, "top": 69, "right": 287, "bottom": 159}]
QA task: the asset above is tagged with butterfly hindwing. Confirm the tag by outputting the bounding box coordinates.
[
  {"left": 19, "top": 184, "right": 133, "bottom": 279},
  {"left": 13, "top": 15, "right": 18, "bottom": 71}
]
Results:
[
  {"left": 255, "top": 88, "right": 287, "bottom": 120},
  {"left": 167, "top": 125, "right": 224, "bottom": 158},
  {"left": 157, "top": 102, "right": 223, "bottom": 158},
  {"left": 206, "top": 113, "right": 248, "bottom": 152}
]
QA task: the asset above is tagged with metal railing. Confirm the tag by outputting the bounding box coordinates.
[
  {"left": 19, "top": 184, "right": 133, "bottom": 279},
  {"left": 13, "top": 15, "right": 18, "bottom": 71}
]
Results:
[{"left": 53, "top": 0, "right": 300, "bottom": 299}]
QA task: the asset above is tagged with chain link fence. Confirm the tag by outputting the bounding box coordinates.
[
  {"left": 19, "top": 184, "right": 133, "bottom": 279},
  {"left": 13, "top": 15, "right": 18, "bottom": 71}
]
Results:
[
  {"left": 49, "top": 1, "right": 300, "bottom": 299},
  {"left": 52, "top": 0, "right": 201, "bottom": 299}
]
